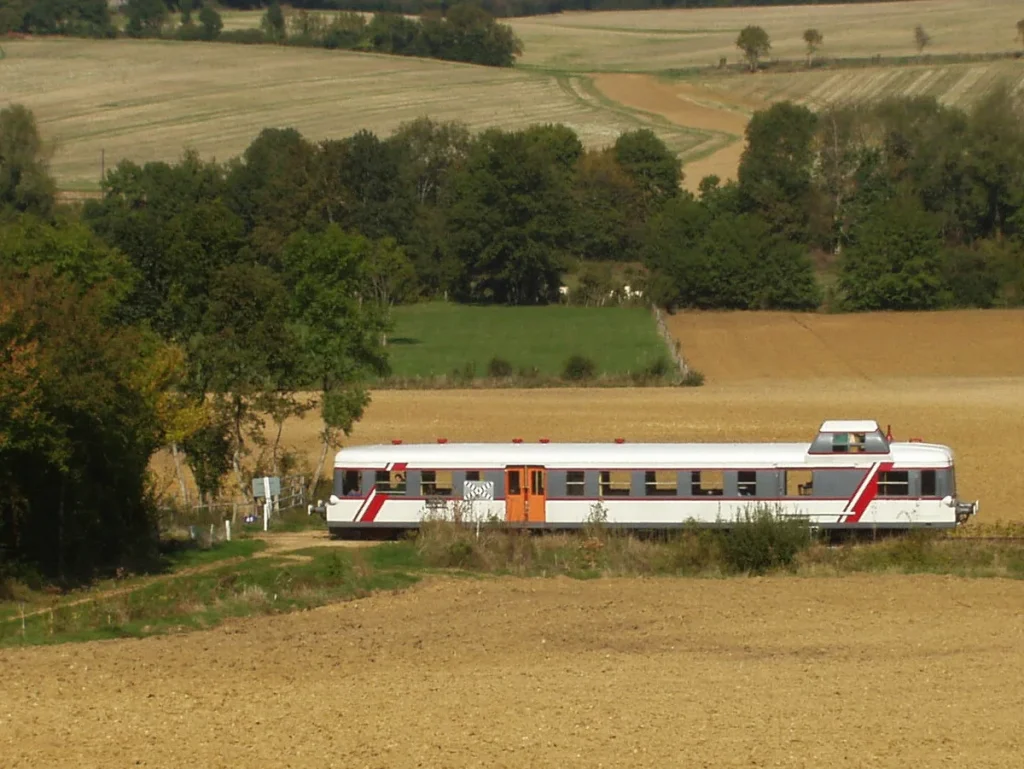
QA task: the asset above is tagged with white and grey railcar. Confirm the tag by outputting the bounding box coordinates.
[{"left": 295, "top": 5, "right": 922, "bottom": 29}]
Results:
[{"left": 312, "top": 420, "right": 978, "bottom": 535}]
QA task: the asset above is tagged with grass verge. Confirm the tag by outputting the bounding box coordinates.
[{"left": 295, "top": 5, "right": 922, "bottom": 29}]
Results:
[
  {"left": 0, "top": 545, "right": 418, "bottom": 648},
  {"left": 6, "top": 513, "right": 1023, "bottom": 648}
]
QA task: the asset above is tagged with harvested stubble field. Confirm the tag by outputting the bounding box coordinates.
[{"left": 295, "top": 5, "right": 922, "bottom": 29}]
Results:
[
  {"left": 0, "top": 39, "right": 700, "bottom": 190},
  {"left": 511, "top": 0, "right": 1024, "bottom": 72},
  {"left": 3, "top": 574, "right": 1024, "bottom": 767}
]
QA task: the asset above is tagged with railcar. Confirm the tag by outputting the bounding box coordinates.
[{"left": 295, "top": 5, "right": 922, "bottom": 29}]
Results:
[{"left": 310, "top": 420, "right": 978, "bottom": 536}]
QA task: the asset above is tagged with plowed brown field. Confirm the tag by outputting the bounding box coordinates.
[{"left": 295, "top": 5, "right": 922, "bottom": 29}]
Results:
[
  {"left": 3, "top": 575, "right": 1023, "bottom": 768},
  {"left": 668, "top": 309, "right": 1024, "bottom": 381}
]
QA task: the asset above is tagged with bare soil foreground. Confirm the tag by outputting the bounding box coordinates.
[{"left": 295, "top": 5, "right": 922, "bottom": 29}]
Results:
[{"left": 2, "top": 574, "right": 1023, "bottom": 768}]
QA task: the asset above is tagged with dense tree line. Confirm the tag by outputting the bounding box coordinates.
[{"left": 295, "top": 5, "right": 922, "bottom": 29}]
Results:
[
  {"left": 0, "top": 0, "right": 523, "bottom": 68},
  {"left": 205, "top": 0, "right": 924, "bottom": 19}
]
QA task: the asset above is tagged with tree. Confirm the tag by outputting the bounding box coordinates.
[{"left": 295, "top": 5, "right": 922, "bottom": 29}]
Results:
[
  {"left": 0, "top": 104, "right": 56, "bottom": 218},
  {"left": 839, "top": 194, "right": 945, "bottom": 310},
  {"left": 803, "top": 28, "right": 823, "bottom": 67},
  {"left": 914, "top": 24, "right": 930, "bottom": 56},
  {"left": 362, "top": 237, "right": 419, "bottom": 318},
  {"left": 314, "top": 130, "right": 416, "bottom": 241},
  {"left": 445, "top": 127, "right": 575, "bottom": 304},
  {"left": 0, "top": 215, "right": 137, "bottom": 309},
  {"left": 261, "top": 0, "right": 286, "bottom": 42},
  {"left": 198, "top": 3, "right": 222, "bottom": 40},
  {"left": 612, "top": 129, "right": 682, "bottom": 219},
  {"left": 83, "top": 151, "right": 245, "bottom": 339},
  {"left": 180, "top": 0, "right": 194, "bottom": 26},
  {"left": 124, "top": 0, "right": 168, "bottom": 38},
  {"left": 226, "top": 127, "right": 318, "bottom": 262},
  {"left": 0, "top": 268, "right": 190, "bottom": 579},
  {"left": 389, "top": 116, "right": 471, "bottom": 206},
  {"left": 570, "top": 148, "right": 644, "bottom": 262},
  {"left": 738, "top": 101, "right": 819, "bottom": 243},
  {"left": 188, "top": 263, "right": 300, "bottom": 503},
  {"left": 279, "top": 226, "right": 389, "bottom": 494},
  {"left": 736, "top": 25, "right": 771, "bottom": 72},
  {"left": 1018, "top": 19, "right": 1024, "bottom": 49}
]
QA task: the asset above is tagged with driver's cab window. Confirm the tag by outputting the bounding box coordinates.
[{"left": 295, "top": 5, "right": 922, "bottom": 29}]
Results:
[{"left": 342, "top": 470, "right": 361, "bottom": 496}]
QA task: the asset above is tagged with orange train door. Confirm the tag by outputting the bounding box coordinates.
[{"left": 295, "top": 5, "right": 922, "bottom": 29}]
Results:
[
  {"left": 505, "top": 466, "right": 547, "bottom": 523},
  {"left": 527, "top": 466, "right": 546, "bottom": 523}
]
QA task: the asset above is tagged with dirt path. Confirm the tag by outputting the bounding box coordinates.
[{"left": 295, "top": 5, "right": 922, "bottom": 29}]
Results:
[
  {"left": 2, "top": 574, "right": 1023, "bottom": 767},
  {"left": 592, "top": 72, "right": 764, "bottom": 190},
  {"left": 4, "top": 530, "right": 364, "bottom": 622}
]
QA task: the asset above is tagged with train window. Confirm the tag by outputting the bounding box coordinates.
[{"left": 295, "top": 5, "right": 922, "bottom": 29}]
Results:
[
  {"left": 878, "top": 470, "right": 909, "bottom": 496},
  {"left": 566, "top": 471, "right": 585, "bottom": 496},
  {"left": 507, "top": 470, "right": 521, "bottom": 495},
  {"left": 466, "top": 471, "right": 481, "bottom": 481},
  {"left": 375, "top": 470, "right": 407, "bottom": 494},
  {"left": 420, "top": 470, "right": 453, "bottom": 496},
  {"left": 737, "top": 471, "right": 757, "bottom": 497},
  {"left": 921, "top": 470, "right": 937, "bottom": 496},
  {"left": 786, "top": 470, "right": 813, "bottom": 496},
  {"left": 691, "top": 470, "right": 724, "bottom": 497},
  {"left": 599, "top": 470, "right": 631, "bottom": 497},
  {"left": 341, "top": 470, "right": 361, "bottom": 496},
  {"left": 645, "top": 470, "right": 676, "bottom": 497}
]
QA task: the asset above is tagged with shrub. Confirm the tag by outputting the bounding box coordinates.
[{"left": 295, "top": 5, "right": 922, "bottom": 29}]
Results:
[
  {"left": 680, "top": 368, "right": 705, "bottom": 386},
  {"left": 449, "top": 361, "right": 476, "bottom": 383},
  {"left": 562, "top": 353, "right": 597, "bottom": 381},
  {"left": 721, "top": 506, "right": 813, "bottom": 574},
  {"left": 218, "top": 29, "right": 269, "bottom": 44},
  {"left": 487, "top": 356, "right": 514, "bottom": 378}
]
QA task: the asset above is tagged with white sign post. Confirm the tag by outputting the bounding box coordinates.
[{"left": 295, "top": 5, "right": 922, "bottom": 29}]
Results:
[
  {"left": 263, "top": 476, "right": 272, "bottom": 531},
  {"left": 252, "top": 476, "right": 281, "bottom": 532}
]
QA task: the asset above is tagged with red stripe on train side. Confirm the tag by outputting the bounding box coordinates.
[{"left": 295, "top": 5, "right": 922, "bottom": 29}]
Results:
[
  {"left": 361, "top": 493, "right": 388, "bottom": 522},
  {"left": 845, "top": 461, "right": 894, "bottom": 523}
]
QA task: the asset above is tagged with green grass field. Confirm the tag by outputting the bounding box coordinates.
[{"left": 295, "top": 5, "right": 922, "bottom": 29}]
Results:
[{"left": 384, "top": 302, "right": 668, "bottom": 379}]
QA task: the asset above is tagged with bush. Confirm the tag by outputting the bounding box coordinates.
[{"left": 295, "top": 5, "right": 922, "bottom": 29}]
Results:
[
  {"left": 218, "top": 29, "right": 268, "bottom": 44},
  {"left": 721, "top": 506, "right": 813, "bottom": 574},
  {"left": 487, "top": 356, "right": 514, "bottom": 378},
  {"left": 680, "top": 368, "right": 705, "bottom": 386},
  {"left": 562, "top": 353, "right": 597, "bottom": 381},
  {"left": 450, "top": 361, "right": 476, "bottom": 383}
]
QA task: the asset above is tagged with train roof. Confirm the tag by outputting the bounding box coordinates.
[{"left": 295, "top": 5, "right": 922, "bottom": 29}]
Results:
[{"left": 333, "top": 440, "right": 953, "bottom": 470}]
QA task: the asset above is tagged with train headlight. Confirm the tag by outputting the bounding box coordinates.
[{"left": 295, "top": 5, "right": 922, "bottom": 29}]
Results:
[
  {"left": 329, "top": 494, "right": 340, "bottom": 505},
  {"left": 941, "top": 495, "right": 954, "bottom": 508}
]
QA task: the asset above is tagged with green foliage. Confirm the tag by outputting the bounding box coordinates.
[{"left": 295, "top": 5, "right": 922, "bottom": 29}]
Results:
[
  {"left": 123, "top": 0, "right": 168, "bottom": 38},
  {"left": 736, "top": 25, "right": 771, "bottom": 72},
  {"left": 446, "top": 127, "right": 575, "bottom": 304},
  {"left": 0, "top": 269, "right": 186, "bottom": 580},
  {"left": 643, "top": 196, "right": 820, "bottom": 310},
  {"left": 803, "top": 28, "right": 823, "bottom": 65},
  {"left": 260, "top": 0, "right": 286, "bottom": 42},
  {"left": 739, "top": 102, "right": 819, "bottom": 243},
  {"left": 839, "top": 195, "right": 945, "bottom": 310},
  {"left": 613, "top": 129, "right": 682, "bottom": 218},
  {"left": 721, "top": 507, "right": 813, "bottom": 574},
  {"left": 197, "top": 4, "right": 222, "bottom": 40},
  {"left": 487, "top": 357, "right": 514, "bottom": 378},
  {"left": 913, "top": 24, "right": 930, "bottom": 54},
  {"left": 3, "top": 0, "right": 114, "bottom": 37},
  {"left": 0, "top": 104, "right": 56, "bottom": 218},
  {"left": 562, "top": 353, "right": 596, "bottom": 381}
]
